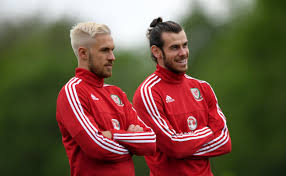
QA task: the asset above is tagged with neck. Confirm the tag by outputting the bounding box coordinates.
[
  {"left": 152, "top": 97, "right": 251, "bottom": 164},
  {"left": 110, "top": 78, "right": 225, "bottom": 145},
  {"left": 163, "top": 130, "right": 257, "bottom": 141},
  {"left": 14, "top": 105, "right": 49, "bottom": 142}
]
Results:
[
  {"left": 75, "top": 68, "right": 104, "bottom": 88},
  {"left": 77, "top": 62, "right": 90, "bottom": 72},
  {"left": 155, "top": 64, "right": 185, "bottom": 84}
]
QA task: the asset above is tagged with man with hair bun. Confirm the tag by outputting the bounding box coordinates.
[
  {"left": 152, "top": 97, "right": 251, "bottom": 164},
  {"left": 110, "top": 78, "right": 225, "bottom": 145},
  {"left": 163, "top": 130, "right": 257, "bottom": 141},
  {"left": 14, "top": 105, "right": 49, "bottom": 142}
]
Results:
[
  {"left": 56, "top": 22, "right": 156, "bottom": 176},
  {"left": 133, "top": 17, "right": 232, "bottom": 176}
]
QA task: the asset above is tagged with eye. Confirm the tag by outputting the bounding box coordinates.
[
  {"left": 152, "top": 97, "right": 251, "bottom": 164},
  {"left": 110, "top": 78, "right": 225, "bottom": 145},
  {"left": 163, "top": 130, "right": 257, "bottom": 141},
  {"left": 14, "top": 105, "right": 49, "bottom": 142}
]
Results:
[
  {"left": 170, "top": 45, "right": 179, "bottom": 50},
  {"left": 183, "top": 42, "right": 188, "bottom": 48},
  {"left": 101, "top": 47, "right": 110, "bottom": 52}
]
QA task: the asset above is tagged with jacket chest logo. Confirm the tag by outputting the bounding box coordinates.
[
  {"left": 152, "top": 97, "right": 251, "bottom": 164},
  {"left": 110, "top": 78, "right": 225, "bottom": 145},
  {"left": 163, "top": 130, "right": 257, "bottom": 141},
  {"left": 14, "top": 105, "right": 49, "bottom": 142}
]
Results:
[
  {"left": 110, "top": 94, "right": 124, "bottom": 106},
  {"left": 190, "top": 88, "right": 203, "bottom": 101},
  {"left": 111, "top": 119, "right": 120, "bottom": 130},
  {"left": 187, "top": 116, "right": 197, "bottom": 131},
  {"left": 166, "top": 95, "right": 175, "bottom": 103},
  {"left": 91, "top": 93, "right": 99, "bottom": 101}
]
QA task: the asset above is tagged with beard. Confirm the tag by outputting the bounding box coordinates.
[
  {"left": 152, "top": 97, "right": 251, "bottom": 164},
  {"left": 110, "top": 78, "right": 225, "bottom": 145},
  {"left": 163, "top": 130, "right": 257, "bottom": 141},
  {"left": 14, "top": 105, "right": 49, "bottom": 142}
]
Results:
[
  {"left": 88, "top": 53, "right": 112, "bottom": 78},
  {"left": 162, "top": 50, "right": 188, "bottom": 74}
]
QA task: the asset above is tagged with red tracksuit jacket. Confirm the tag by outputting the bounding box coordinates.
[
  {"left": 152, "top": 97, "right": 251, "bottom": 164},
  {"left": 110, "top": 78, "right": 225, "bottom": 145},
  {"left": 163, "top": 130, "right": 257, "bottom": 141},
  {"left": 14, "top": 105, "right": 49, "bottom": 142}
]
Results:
[
  {"left": 133, "top": 65, "right": 231, "bottom": 176},
  {"left": 56, "top": 68, "right": 156, "bottom": 176}
]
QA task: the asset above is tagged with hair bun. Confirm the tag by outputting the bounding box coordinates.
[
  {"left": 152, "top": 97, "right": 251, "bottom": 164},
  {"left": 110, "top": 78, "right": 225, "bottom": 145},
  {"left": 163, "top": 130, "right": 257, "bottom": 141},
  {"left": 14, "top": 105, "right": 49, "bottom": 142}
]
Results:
[{"left": 150, "top": 17, "right": 163, "bottom": 27}]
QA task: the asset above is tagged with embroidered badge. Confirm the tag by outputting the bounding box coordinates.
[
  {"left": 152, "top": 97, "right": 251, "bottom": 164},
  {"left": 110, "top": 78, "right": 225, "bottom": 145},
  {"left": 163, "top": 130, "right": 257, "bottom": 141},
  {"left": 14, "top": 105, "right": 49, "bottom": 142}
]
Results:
[
  {"left": 190, "top": 88, "right": 203, "bottom": 101},
  {"left": 187, "top": 116, "right": 197, "bottom": 131},
  {"left": 111, "top": 119, "right": 120, "bottom": 130},
  {"left": 110, "top": 94, "right": 124, "bottom": 106}
]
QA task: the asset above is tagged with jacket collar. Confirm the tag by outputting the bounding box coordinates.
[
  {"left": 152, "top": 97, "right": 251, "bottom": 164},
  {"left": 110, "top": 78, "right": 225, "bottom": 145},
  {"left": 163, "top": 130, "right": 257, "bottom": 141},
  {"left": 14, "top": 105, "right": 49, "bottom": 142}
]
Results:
[
  {"left": 154, "top": 64, "right": 185, "bottom": 84},
  {"left": 75, "top": 68, "right": 104, "bottom": 88}
]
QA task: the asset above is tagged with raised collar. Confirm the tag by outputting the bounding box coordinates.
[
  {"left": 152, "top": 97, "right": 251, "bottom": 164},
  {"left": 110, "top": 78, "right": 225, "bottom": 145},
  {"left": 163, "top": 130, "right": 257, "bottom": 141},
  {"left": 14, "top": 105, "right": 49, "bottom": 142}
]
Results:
[
  {"left": 75, "top": 68, "right": 104, "bottom": 88},
  {"left": 154, "top": 64, "right": 185, "bottom": 84}
]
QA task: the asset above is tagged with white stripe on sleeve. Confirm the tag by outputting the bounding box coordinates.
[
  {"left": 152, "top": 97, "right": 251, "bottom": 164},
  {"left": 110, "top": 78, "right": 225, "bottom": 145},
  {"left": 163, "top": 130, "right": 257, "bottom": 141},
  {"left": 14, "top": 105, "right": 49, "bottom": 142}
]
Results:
[{"left": 65, "top": 77, "right": 129, "bottom": 154}]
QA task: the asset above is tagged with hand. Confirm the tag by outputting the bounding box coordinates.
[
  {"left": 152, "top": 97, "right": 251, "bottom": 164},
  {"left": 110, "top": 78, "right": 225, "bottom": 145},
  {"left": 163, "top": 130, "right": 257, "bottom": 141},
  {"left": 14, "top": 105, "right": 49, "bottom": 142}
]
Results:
[
  {"left": 102, "top": 131, "right": 112, "bottom": 139},
  {"left": 127, "top": 124, "right": 143, "bottom": 132}
]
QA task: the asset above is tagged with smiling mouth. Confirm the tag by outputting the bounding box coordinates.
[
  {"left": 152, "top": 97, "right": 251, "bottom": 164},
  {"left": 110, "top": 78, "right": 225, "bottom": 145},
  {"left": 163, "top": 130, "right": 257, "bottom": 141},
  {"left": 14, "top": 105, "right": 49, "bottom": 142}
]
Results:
[{"left": 176, "top": 59, "right": 187, "bottom": 64}]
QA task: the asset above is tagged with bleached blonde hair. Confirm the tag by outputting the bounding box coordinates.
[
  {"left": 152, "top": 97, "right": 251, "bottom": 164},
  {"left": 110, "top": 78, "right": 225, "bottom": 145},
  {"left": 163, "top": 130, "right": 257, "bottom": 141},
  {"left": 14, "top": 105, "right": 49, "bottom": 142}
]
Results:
[{"left": 70, "top": 22, "right": 111, "bottom": 57}]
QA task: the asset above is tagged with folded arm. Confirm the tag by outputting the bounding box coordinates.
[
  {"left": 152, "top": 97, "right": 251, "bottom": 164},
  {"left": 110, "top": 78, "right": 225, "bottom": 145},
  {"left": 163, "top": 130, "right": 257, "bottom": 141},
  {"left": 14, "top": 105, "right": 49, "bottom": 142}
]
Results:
[
  {"left": 110, "top": 92, "right": 156, "bottom": 156},
  {"left": 133, "top": 76, "right": 214, "bottom": 159},
  {"left": 193, "top": 82, "right": 231, "bottom": 157}
]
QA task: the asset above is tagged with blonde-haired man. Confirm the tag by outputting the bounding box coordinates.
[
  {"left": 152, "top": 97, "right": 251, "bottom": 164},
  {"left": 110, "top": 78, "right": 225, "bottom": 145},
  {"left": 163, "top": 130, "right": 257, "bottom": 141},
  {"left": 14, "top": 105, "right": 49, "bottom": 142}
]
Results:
[{"left": 56, "top": 22, "right": 156, "bottom": 176}]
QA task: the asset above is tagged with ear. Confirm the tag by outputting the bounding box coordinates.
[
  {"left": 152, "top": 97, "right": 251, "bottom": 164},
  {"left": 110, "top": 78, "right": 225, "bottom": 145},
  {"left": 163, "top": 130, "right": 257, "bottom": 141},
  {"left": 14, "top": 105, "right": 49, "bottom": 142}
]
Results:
[
  {"left": 151, "top": 45, "right": 162, "bottom": 61},
  {"left": 78, "top": 47, "right": 89, "bottom": 61}
]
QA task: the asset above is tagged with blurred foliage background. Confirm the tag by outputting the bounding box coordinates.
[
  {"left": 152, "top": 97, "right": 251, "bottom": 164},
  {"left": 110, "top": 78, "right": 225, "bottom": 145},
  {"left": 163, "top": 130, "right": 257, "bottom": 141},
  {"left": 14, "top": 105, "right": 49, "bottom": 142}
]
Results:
[{"left": 0, "top": 0, "right": 285, "bottom": 175}]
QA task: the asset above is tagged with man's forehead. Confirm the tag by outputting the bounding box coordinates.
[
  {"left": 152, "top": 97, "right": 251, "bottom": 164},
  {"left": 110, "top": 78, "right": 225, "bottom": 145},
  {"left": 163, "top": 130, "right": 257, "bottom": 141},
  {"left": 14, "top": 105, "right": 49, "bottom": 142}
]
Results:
[
  {"left": 94, "top": 33, "right": 113, "bottom": 42},
  {"left": 93, "top": 34, "right": 114, "bottom": 47},
  {"left": 162, "top": 31, "right": 188, "bottom": 45}
]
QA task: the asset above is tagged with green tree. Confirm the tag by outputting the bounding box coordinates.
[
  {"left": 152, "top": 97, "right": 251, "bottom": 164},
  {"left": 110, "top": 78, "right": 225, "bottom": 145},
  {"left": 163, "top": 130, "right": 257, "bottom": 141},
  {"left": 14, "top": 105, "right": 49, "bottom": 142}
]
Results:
[{"left": 181, "top": 0, "right": 286, "bottom": 175}]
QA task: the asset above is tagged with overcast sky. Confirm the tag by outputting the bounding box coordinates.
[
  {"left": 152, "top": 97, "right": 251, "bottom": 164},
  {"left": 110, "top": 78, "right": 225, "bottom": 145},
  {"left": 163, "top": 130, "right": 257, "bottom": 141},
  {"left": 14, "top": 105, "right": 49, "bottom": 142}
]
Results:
[{"left": 0, "top": 0, "right": 237, "bottom": 48}]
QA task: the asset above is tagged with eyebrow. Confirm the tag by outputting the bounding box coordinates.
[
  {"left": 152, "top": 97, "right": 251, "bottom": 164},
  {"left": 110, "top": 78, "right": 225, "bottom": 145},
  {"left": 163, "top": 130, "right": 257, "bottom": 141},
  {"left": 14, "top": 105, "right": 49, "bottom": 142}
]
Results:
[
  {"left": 100, "top": 46, "right": 115, "bottom": 51},
  {"left": 169, "top": 41, "right": 188, "bottom": 48}
]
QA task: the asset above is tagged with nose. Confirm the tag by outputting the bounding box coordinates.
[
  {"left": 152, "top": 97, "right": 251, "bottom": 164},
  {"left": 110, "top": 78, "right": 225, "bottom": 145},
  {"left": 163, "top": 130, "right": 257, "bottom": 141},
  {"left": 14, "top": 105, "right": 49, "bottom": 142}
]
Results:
[
  {"left": 108, "top": 51, "right": 115, "bottom": 61},
  {"left": 178, "top": 48, "right": 188, "bottom": 57}
]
